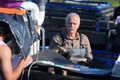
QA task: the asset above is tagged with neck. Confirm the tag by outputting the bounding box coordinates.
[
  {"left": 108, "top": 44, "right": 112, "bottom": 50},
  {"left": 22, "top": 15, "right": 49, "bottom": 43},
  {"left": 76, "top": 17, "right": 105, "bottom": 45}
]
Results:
[{"left": 67, "top": 32, "right": 77, "bottom": 40}]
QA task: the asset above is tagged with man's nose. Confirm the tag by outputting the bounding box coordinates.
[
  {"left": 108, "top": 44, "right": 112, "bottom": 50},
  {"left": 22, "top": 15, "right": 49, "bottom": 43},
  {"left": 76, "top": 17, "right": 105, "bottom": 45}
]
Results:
[{"left": 70, "top": 23, "right": 74, "bottom": 27}]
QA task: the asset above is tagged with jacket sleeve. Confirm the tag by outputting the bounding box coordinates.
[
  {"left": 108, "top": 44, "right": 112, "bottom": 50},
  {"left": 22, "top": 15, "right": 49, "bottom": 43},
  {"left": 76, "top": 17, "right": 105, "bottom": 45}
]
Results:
[{"left": 49, "top": 33, "right": 63, "bottom": 53}]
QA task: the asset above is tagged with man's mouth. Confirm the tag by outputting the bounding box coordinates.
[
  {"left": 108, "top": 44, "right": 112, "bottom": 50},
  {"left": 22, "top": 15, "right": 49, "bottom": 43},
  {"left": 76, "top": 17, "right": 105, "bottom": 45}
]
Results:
[{"left": 68, "top": 28, "right": 75, "bottom": 30}]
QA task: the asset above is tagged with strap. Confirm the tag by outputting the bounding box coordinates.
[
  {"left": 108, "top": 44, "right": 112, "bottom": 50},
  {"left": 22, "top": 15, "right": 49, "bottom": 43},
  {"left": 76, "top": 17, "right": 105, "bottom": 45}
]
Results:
[
  {"left": 80, "top": 34, "right": 83, "bottom": 48},
  {"left": 60, "top": 32, "right": 64, "bottom": 46}
]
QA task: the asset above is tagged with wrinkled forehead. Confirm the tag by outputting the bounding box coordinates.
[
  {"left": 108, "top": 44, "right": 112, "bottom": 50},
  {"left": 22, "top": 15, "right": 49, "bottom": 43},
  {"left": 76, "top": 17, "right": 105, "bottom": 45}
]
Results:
[{"left": 70, "top": 16, "right": 79, "bottom": 22}]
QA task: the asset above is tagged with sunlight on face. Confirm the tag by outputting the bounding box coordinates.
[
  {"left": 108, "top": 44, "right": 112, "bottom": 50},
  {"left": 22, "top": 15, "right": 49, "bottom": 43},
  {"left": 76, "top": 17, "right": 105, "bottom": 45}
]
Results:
[{"left": 65, "top": 13, "right": 80, "bottom": 34}]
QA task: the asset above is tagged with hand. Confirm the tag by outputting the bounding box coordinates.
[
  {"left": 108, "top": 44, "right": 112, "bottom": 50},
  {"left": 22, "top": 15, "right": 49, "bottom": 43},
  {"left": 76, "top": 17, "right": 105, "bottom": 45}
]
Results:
[
  {"left": 70, "top": 56, "right": 87, "bottom": 62},
  {"left": 63, "top": 49, "right": 74, "bottom": 59},
  {"left": 58, "top": 46, "right": 68, "bottom": 53},
  {"left": 58, "top": 46, "right": 74, "bottom": 54},
  {"left": 21, "top": 56, "right": 33, "bottom": 67},
  {"left": 67, "top": 49, "right": 74, "bottom": 54}
]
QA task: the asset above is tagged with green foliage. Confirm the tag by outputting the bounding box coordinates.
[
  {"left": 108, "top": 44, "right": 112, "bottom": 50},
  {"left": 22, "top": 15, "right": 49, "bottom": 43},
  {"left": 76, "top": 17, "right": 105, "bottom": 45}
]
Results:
[
  {"left": 91, "top": 0, "right": 120, "bottom": 6},
  {"left": 50, "top": 0, "right": 120, "bottom": 7}
]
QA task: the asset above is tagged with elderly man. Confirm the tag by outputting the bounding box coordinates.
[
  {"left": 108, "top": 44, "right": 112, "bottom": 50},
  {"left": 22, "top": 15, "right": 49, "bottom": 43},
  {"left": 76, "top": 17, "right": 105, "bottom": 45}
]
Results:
[
  {"left": 0, "top": 21, "right": 32, "bottom": 80},
  {"left": 49, "top": 12, "right": 93, "bottom": 65}
]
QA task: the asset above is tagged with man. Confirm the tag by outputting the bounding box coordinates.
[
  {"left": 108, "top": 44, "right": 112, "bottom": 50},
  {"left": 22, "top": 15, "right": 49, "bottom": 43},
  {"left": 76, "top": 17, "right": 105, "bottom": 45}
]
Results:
[
  {"left": 0, "top": 21, "right": 33, "bottom": 80},
  {"left": 49, "top": 12, "right": 93, "bottom": 65}
]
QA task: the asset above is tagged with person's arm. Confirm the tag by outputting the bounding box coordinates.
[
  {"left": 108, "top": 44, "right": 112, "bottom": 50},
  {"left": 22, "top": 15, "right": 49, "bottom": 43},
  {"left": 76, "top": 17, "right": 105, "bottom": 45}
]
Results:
[
  {"left": 69, "top": 54, "right": 92, "bottom": 63},
  {"left": 49, "top": 33, "right": 73, "bottom": 56},
  {"left": 70, "top": 57, "right": 87, "bottom": 62},
  {"left": 0, "top": 45, "right": 32, "bottom": 80},
  {"left": 12, "top": 56, "right": 32, "bottom": 80},
  {"left": 49, "top": 33, "right": 65, "bottom": 53},
  {"left": 0, "top": 45, "right": 13, "bottom": 80}
]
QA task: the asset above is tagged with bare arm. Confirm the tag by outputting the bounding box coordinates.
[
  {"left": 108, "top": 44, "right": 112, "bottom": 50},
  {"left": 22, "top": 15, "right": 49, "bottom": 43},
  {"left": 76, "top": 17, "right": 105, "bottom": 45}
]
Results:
[
  {"left": 12, "top": 55, "right": 32, "bottom": 80},
  {"left": 0, "top": 45, "right": 32, "bottom": 80},
  {"left": 0, "top": 45, "right": 13, "bottom": 80}
]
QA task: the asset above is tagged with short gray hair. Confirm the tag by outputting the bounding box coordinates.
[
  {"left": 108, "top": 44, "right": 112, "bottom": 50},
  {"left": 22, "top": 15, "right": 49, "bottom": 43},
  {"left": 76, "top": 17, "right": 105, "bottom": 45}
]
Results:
[{"left": 65, "top": 12, "right": 80, "bottom": 23}]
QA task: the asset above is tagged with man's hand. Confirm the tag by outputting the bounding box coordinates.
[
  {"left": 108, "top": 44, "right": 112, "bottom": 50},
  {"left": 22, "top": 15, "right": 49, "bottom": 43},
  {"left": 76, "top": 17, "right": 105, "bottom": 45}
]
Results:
[
  {"left": 58, "top": 46, "right": 74, "bottom": 54},
  {"left": 70, "top": 56, "right": 87, "bottom": 63},
  {"left": 66, "top": 49, "right": 74, "bottom": 54},
  {"left": 58, "top": 46, "right": 74, "bottom": 59}
]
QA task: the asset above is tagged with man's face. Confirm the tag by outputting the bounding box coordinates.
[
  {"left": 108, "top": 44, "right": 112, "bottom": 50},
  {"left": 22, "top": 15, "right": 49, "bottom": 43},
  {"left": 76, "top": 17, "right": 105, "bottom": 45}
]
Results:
[{"left": 65, "top": 15, "right": 80, "bottom": 34}]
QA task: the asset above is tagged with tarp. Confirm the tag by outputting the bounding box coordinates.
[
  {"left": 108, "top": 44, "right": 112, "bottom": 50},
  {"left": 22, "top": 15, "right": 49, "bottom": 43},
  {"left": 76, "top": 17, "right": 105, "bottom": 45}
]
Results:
[
  {"left": 32, "top": 49, "right": 112, "bottom": 77},
  {"left": 0, "top": 0, "right": 22, "bottom": 8},
  {"left": 0, "top": 12, "right": 38, "bottom": 58}
]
